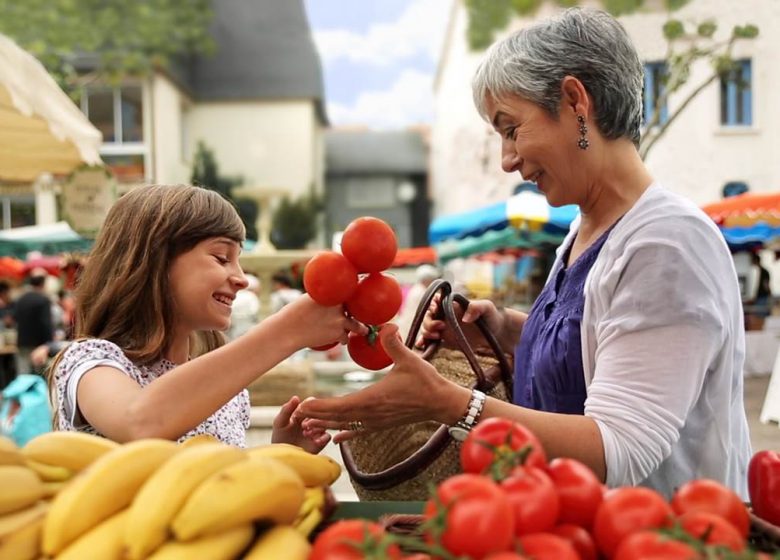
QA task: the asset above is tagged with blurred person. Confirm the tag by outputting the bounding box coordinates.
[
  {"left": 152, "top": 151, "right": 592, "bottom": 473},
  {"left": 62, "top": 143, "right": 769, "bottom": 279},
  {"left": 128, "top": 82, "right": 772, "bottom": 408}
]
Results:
[
  {"left": 44, "top": 185, "right": 363, "bottom": 449},
  {"left": 13, "top": 268, "right": 54, "bottom": 376},
  {"left": 228, "top": 273, "right": 261, "bottom": 340},
  {"left": 270, "top": 272, "right": 302, "bottom": 313},
  {"left": 396, "top": 264, "right": 441, "bottom": 340},
  {"left": 0, "top": 280, "right": 14, "bottom": 329},
  {"left": 299, "top": 8, "right": 751, "bottom": 498}
]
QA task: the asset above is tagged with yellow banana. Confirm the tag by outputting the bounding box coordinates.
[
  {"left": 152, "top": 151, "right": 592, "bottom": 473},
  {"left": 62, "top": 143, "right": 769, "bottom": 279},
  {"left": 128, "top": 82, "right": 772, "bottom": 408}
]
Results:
[
  {"left": 244, "top": 525, "right": 311, "bottom": 560},
  {"left": 294, "top": 486, "right": 326, "bottom": 525},
  {"left": 55, "top": 509, "right": 128, "bottom": 560},
  {"left": 0, "top": 436, "right": 24, "bottom": 466},
  {"left": 0, "top": 465, "right": 45, "bottom": 515},
  {"left": 247, "top": 443, "right": 341, "bottom": 486},
  {"left": 43, "top": 438, "right": 178, "bottom": 556},
  {"left": 172, "top": 457, "right": 305, "bottom": 541},
  {"left": 295, "top": 506, "right": 324, "bottom": 539},
  {"left": 22, "top": 431, "right": 118, "bottom": 472},
  {"left": 178, "top": 433, "right": 220, "bottom": 448},
  {"left": 24, "top": 459, "right": 73, "bottom": 482},
  {"left": 0, "top": 501, "right": 48, "bottom": 560},
  {"left": 147, "top": 525, "right": 254, "bottom": 560},
  {"left": 123, "top": 442, "right": 247, "bottom": 560}
]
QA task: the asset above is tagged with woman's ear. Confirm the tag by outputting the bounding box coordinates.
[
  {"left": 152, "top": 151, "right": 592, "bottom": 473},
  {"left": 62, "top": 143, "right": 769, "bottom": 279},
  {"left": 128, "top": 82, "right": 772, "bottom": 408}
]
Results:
[{"left": 560, "top": 76, "right": 590, "bottom": 118}]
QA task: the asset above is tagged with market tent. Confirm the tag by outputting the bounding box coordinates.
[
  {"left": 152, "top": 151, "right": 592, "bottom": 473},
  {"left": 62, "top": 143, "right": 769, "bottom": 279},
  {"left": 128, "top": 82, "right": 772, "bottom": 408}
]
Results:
[
  {"left": 0, "top": 33, "right": 102, "bottom": 182},
  {"left": 0, "top": 222, "right": 92, "bottom": 258},
  {"left": 702, "top": 192, "right": 780, "bottom": 248},
  {"left": 429, "top": 190, "right": 577, "bottom": 244}
]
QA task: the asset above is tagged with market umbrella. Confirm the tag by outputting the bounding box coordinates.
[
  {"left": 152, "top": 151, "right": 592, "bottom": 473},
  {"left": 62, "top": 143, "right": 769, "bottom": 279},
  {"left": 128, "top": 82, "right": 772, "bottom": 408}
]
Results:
[
  {"left": 0, "top": 33, "right": 102, "bottom": 182},
  {"left": 702, "top": 192, "right": 780, "bottom": 247},
  {"left": 0, "top": 221, "right": 92, "bottom": 259}
]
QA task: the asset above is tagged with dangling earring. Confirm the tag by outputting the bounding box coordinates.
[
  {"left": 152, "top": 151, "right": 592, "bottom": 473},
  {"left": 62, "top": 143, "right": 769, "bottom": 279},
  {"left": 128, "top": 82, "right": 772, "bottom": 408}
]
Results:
[{"left": 577, "top": 114, "right": 589, "bottom": 150}]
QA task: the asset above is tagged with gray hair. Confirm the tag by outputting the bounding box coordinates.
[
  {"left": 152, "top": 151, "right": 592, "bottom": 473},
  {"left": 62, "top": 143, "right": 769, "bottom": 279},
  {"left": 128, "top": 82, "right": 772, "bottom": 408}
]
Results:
[{"left": 472, "top": 7, "right": 644, "bottom": 145}]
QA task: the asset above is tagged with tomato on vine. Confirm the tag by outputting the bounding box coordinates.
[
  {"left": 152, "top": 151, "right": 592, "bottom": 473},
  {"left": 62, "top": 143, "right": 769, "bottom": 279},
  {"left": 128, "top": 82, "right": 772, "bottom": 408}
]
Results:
[
  {"left": 460, "top": 417, "right": 547, "bottom": 478},
  {"left": 341, "top": 217, "right": 398, "bottom": 273},
  {"left": 348, "top": 325, "right": 393, "bottom": 370},
  {"left": 303, "top": 251, "right": 358, "bottom": 306},
  {"left": 346, "top": 273, "right": 403, "bottom": 325},
  {"left": 309, "top": 520, "right": 402, "bottom": 560}
]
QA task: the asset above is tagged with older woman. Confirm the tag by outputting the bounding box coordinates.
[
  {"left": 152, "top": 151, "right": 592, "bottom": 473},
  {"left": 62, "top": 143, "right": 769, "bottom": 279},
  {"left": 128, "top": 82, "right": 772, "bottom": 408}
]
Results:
[{"left": 299, "top": 7, "right": 751, "bottom": 497}]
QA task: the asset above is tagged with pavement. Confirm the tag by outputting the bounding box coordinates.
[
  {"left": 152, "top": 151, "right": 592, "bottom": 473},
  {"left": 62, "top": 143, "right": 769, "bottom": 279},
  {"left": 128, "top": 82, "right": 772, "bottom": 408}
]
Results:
[{"left": 246, "top": 374, "right": 780, "bottom": 502}]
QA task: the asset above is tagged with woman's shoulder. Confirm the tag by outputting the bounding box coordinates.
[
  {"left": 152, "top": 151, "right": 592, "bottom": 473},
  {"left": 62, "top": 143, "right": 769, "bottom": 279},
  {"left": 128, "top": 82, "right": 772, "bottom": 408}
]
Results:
[{"left": 57, "top": 338, "right": 135, "bottom": 376}]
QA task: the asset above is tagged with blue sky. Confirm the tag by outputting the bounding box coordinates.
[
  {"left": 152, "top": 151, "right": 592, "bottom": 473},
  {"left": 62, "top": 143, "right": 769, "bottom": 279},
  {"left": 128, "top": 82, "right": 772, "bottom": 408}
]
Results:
[{"left": 304, "top": 0, "right": 450, "bottom": 129}]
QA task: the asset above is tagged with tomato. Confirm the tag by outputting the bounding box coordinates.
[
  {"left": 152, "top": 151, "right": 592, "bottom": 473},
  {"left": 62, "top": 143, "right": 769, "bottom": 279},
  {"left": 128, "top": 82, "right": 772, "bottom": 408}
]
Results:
[
  {"left": 423, "top": 474, "right": 514, "bottom": 559},
  {"left": 677, "top": 511, "right": 746, "bottom": 552},
  {"left": 311, "top": 341, "right": 339, "bottom": 351},
  {"left": 460, "top": 418, "right": 547, "bottom": 478},
  {"left": 303, "top": 251, "right": 358, "bottom": 306},
  {"left": 347, "top": 325, "right": 393, "bottom": 370},
  {"left": 516, "top": 533, "right": 580, "bottom": 560},
  {"left": 310, "top": 519, "right": 402, "bottom": 560},
  {"left": 550, "top": 524, "right": 598, "bottom": 560},
  {"left": 501, "top": 466, "right": 560, "bottom": 535},
  {"left": 613, "top": 531, "right": 699, "bottom": 560},
  {"left": 546, "top": 458, "right": 603, "bottom": 531},
  {"left": 670, "top": 478, "right": 749, "bottom": 537},
  {"left": 341, "top": 216, "right": 398, "bottom": 273},
  {"left": 345, "top": 273, "right": 403, "bottom": 325},
  {"left": 592, "top": 486, "right": 674, "bottom": 558},
  {"left": 748, "top": 450, "right": 780, "bottom": 526},
  {"left": 484, "top": 554, "right": 529, "bottom": 560}
]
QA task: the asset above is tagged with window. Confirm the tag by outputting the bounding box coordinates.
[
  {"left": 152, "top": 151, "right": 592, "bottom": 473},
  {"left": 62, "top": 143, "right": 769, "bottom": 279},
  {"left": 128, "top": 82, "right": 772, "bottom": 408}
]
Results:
[
  {"left": 0, "top": 195, "right": 35, "bottom": 229},
  {"left": 643, "top": 62, "right": 668, "bottom": 126},
  {"left": 81, "top": 85, "right": 147, "bottom": 181},
  {"left": 346, "top": 178, "right": 395, "bottom": 208},
  {"left": 720, "top": 59, "right": 752, "bottom": 126}
]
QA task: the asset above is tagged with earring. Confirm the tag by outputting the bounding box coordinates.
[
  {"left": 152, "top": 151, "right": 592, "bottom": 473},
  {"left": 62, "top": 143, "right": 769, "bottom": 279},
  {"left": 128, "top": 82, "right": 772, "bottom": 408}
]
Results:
[{"left": 577, "top": 114, "right": 589, "bottom": 150}]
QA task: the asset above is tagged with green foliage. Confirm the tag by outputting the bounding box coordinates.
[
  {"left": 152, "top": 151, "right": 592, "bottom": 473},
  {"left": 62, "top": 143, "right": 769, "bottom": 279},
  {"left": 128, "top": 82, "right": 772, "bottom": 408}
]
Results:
[
  {"left": 0, "top": 0, "right": 215, "bottom": 89},
  {"left": 663, "top": 19, "right": 686, "bottom": 40},
  {"left": 270, "top": 193, "right": 322, "bottom": 250},
  {"left": 465, "top": 0, "right": 513, "bottom": 50},
  {"left": 697, "top": 20, "right": 717, "bottom": 39},
  {"left": 734, "top": 24, "right": 759, "bottom": 39},
  {"left": 190, "top": 141, "right": 257, "bottom": 241},
  {"left": 665, "top": 0, "right": 692, "bottom": 10},
  {"left": 602, "top": 0, "right": 644, "bottom": 17}
]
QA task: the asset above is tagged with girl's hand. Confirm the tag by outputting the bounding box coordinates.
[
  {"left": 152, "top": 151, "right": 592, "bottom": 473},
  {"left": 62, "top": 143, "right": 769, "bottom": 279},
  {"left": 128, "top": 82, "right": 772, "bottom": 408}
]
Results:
[
  {"left": 279, "top": 295, "right": 367, "bottom": 350},
  {"left": 298, "top": 324, "right": 468, "bottom": 443},
  {"left": 272, "top": 395, "right": 330, "bottom": 454}
]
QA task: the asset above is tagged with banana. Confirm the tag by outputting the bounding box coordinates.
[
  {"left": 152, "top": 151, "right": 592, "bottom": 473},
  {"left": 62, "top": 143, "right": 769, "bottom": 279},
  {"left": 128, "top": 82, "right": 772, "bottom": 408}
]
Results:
[
  {"left": 42, "top": 438, "right": 178, "bottom": 556},
  {"left": 172, "top": 457, "right": 305, "bottom": 541},
  {"left": 294, "top": 486, "right": 326, "bottom": 526},
  {"left": 247, "top": 443, "right": 341, "bottom": 486},
  {"left": 24, "top": 459, "right": 73, "bottom": 482},
  {"left": 22, "top": 432, "right": 118, "bottom": 472},
  {"left": 178, "top": 433, "right": 220, "bottom": 448},
  {"left": 0, "top": 465, "right": 45, "bottom": 515},
  {"left": 123, "top": 442, "right": 247, "bottom": 560},
  {"left": 0, "top": 436, "right": 24, "bottom": 466},
  {"left": 0, "top": 501, "right": 48, "bottom": 560},
  {"left": 147, "top": 525, "right": 254, "bottom": 560},
  {"left": 295, "top": 506, "right": 324, "bottom": 539},
  {"left": 244, "top": 525, "right": 311, "bottom": 560},
  {"left": 55, "top": 508, "right": 128, "bottom": 560}
]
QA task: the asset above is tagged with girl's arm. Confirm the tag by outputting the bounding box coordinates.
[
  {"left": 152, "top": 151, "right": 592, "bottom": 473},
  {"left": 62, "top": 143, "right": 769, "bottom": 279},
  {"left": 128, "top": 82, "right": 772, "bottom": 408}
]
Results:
[{"left": 77, "top": 297, "right": 361, "bottom": 442}]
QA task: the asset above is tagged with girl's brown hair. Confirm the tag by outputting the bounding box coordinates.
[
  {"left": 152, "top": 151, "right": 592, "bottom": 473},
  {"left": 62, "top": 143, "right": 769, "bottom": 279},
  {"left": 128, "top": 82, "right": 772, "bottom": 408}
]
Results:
[{"left": 47, "top": 184, "right": 245, "bottom": 428}]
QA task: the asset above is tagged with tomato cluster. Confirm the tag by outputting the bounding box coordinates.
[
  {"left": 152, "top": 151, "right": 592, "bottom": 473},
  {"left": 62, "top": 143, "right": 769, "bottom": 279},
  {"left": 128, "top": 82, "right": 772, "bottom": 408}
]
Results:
[
  {"left": 311, "top": 417, "right": 770, "bottom": 560},
  {"left": 303, "top": 216, "right": 401, "bottom": 370}
]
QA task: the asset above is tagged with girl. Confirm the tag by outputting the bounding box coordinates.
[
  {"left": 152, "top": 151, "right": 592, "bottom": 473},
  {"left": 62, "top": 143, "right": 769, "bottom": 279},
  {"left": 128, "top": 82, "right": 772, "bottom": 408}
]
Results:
[{"left": 47, "top": 184, "right": 362, "bottom": 451}]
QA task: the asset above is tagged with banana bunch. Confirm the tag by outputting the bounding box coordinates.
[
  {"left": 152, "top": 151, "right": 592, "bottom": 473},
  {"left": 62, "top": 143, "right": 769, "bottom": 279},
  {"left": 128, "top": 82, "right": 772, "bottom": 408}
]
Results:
[{"left": 0, "top": 434, "right": 343, "bottom": 559}]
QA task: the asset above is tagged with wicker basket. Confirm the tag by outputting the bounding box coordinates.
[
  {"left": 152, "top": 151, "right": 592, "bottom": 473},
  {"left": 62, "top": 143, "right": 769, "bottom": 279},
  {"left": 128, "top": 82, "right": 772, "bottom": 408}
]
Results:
[
  {"left": 749, "top": 510, "right": 780, "bottom": 553},
  {"left": 246, "top": 360, "right": 314, "bottom": 406}
]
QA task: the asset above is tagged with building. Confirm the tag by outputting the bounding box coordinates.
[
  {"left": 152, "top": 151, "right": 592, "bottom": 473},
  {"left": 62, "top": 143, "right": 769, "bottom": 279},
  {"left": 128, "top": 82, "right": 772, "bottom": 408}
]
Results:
[
  {"left": 431, "top": 0, "right": 780, "bottom": 217},
  {"left": 324, "top": 129, "right": 430, "bottom": 249}
]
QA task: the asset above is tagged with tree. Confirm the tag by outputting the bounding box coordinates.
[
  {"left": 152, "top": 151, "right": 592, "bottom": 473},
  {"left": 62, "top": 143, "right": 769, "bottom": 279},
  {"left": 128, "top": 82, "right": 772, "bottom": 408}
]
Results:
[
  {"left": 270, "top": 193, "right": 322, "bottom": 250},
  {"left": 190, "top": 141, "right": 258, "bottom": 241},
  {"left": 464, "top": 0, "right": 758, "bottom": 159},
  {"left": 0, "top": 0, "right": 215, "bottom": 90}
]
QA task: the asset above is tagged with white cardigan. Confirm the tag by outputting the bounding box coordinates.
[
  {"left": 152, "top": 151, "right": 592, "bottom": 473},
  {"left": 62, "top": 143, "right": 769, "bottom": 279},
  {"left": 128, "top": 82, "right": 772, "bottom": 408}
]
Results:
[{"left": 553, "top": 183, "right": 752, "bottom": 498}]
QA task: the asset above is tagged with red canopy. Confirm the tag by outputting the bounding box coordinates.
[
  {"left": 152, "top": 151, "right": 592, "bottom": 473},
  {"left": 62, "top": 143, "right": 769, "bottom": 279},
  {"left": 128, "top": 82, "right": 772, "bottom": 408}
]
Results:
[
  {"left": 702, "top": 192, "right": 780, "bottom": 226},
  {"left": 392, "top": 247, "right": 437, "bottom": 268}
]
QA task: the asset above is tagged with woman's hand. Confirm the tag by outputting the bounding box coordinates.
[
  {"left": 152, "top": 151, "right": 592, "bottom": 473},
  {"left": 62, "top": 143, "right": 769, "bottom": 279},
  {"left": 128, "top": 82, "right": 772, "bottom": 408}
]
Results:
[
  {"left": 278, "top": 294, "right": 367, "bottom": 350},
  {"left": 272, "top": 395, "right": 330, "bottom": 454},
  {"left": 417, "top": 295, "right": 526, "bottom": 356},
  {"left": 297, "top": 324, "right": 470, "bottom": 443}
]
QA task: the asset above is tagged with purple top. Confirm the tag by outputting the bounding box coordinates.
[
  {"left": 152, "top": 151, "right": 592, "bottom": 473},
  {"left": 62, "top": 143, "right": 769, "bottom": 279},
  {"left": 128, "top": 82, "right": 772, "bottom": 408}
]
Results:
[{"left": 513, "top": 226, "right": 615, "bottom": 413}]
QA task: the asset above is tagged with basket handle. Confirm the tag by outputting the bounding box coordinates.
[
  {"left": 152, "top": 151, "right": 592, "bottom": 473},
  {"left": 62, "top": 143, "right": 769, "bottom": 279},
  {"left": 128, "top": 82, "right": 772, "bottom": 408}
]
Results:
[{"left": 340, "top": 279, "right": 513, "bottom": 490}]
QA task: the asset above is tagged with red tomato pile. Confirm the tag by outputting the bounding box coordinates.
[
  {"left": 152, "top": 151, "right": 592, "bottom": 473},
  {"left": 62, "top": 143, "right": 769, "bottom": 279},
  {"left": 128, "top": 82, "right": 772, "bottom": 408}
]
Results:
[
  {"left": 310, "top": 418, "right": 774, "bottom": 559},
  {"left": 303, "top": 216, "right": 401, "bottom": 370}
]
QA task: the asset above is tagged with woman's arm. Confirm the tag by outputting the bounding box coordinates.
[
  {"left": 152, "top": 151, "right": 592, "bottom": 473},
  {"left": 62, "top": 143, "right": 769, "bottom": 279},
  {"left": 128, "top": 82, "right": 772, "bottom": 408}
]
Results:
[{"left": 77, "top": 296, "right": 363, "bottom": 442}]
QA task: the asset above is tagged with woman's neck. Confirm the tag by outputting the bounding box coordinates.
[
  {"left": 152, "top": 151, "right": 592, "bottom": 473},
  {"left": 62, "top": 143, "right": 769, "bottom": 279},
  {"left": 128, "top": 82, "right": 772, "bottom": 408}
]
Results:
[{"left": 165, "top": 330, "right": 191, "bottom": 364}]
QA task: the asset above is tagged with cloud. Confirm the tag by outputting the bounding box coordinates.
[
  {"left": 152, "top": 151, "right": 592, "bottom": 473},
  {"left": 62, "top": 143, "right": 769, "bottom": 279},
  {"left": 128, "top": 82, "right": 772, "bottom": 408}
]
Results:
[
  {"left": 327, "top": 69, "right": 433, "bottom": 129},
  {"left": 313, "top": 0, "right": 450, "bottom": 66}
]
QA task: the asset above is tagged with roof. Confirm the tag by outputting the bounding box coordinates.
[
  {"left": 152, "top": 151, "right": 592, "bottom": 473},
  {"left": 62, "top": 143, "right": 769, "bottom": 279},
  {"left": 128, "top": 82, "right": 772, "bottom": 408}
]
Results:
[
  {"left": 188, "top": 0, "right": 324, "bottom": 103},
  {"left": 325, "top": 130, "right": 428, "bottom": 174}
]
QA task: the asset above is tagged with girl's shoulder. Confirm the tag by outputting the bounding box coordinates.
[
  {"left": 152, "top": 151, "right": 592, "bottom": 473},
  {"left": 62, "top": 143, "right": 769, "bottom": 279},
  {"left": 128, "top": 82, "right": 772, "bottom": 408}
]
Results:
[{"left": 56, "top": 338, "right": 136, "bottom": 378}]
